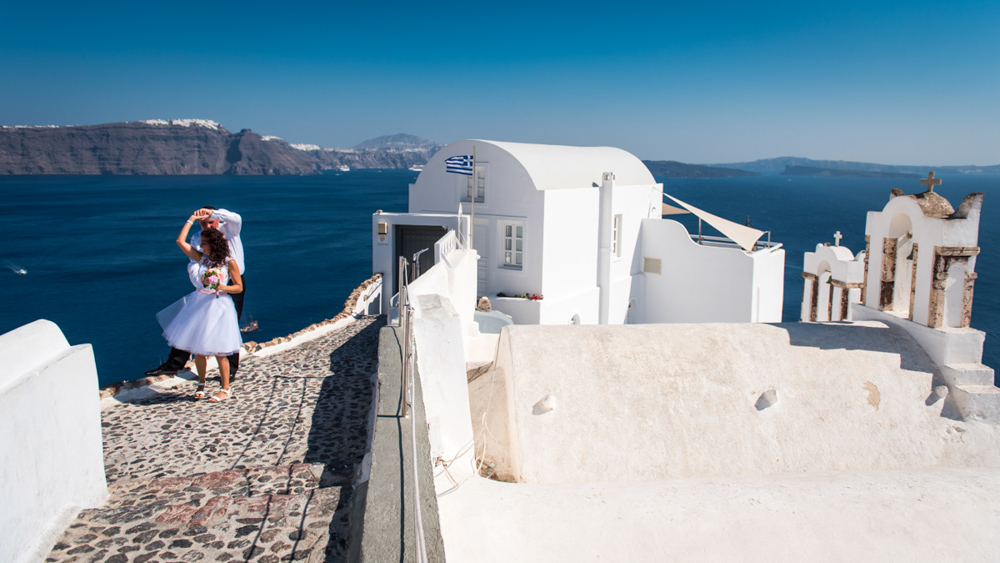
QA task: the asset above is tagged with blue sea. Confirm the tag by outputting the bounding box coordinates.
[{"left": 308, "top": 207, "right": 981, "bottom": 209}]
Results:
[{"left": 1, "top": 171, "right": 997, "bottom": 387}]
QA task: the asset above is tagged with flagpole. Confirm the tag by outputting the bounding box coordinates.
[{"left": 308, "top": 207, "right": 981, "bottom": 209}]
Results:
[{"left": 470, "top": 145, "right": 476, "bottom": 249}]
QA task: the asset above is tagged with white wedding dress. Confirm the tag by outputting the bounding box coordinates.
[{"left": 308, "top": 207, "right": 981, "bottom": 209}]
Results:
[{"left": 157, "top": 256, "right": 242, "bottom": 357}]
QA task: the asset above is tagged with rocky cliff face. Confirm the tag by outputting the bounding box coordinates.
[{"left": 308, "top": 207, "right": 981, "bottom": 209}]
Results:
[
  {"left": 1, "top": 121, "right": 231, "bottom": 174},
  {"left": 0, "top": 121, "right": 442, "bottom": 175}
]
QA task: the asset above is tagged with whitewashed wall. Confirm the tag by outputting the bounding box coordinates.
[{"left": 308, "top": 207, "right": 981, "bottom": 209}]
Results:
[
  {"left": 536, "top": 288, "right": 600, "bottom": 325},
  {"left": 610, "top": 185, "right": 662, "bottom": 323},
  {"left": 750, "top": 244, "right": 786, "bottom": 323},
  {"left": 405, "top": 246, "right": 480, "bottom": 484},
  {"left": 467, "top": 326, "right": 519, "bottom": 482},
  {"left": 637, "top": 218, "right": 786, "bottom": 323},
  {"left": 490, "top": 296, "right": 542, "bottom": 324},
  {"left": 1, "top": 320, "right": 108, "bottom": 563},
  {"left": 538, "top": 187, "right": 599, "bottom": 307},
  {"left": 538, "top": 183, "right": 661, "bottom": 325}
]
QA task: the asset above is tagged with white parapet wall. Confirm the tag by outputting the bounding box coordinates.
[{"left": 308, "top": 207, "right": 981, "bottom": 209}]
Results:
[
  {"left": 471, "top": 321, "right": 1000, "bottom": 483},
  {"left": 351, "top": 275, "right": 383, "bottom": 317},
  {"left": 406, "top": 244, "right": 481, "bottom": 485},
  {"left": 637, "top": 218, "right": 785, "bottom": 323},
  {"left": 0, "top": 320, "right": 108, "bottom": 563}
]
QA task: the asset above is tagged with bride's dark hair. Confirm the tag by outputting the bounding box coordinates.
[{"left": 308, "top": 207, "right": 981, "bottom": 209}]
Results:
[{"left": 200, "top": 228, "right": 231, "bottom": 267}]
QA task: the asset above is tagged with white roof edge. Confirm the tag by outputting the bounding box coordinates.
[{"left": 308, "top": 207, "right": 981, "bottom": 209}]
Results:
[{"left": 458, "top": 139, "right": 656, "bottom": 190}]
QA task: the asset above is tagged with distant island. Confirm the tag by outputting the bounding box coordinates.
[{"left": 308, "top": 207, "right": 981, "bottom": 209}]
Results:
[
  {"left": 0, "top": 120, "right": 441, "bottom": 175},
  {"left": 710, "top": 156, "right": 1000, "bottom": 176},
  {"left": 643, "top": 160, "right": 759, "bottom": 178},
  {"left": 780, "top": 166, "right": 921, "bottom": 179}
]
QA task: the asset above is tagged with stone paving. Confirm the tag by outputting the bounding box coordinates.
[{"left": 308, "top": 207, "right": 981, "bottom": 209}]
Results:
[{"left": 46, "top": 316, "right": 385, "bottom": 563}]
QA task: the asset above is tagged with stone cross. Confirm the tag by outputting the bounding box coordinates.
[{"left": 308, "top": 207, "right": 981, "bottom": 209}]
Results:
[
  {"left": 921, "top": 171, "right": 942, "bottom": 192},
  {"left": 833, "top": 231, "right": 842, "bottom": 246}
]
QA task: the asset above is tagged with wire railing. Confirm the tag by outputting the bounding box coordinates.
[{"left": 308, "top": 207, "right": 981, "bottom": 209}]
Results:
[
  {"left": 397, "top": 256, "right": 410, "bottom": 415},
  {"left": 395, "top": 254, "right": 428, "bottom": 563},
  {"left": 692, "top": 232, "right": 779, "bottom": 250}
]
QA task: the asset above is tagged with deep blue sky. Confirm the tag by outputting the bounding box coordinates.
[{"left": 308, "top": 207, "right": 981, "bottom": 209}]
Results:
[{"left": 2, "top": 0, "right": 997, "bottom": 164}]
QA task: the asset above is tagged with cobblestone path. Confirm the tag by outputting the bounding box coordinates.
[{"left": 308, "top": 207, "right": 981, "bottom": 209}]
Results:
[{"left": 46, "top": 316, "right": 385, "bottom": 563}]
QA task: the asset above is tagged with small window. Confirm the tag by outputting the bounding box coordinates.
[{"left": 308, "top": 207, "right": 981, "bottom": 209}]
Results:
[
  {"left": 501, "top": 221, "right": 523, "bottom": 269},
  {"left": 465, "top": 166, "right": 486, "bottom": 203},
  {"left": 612, "top": 214, "right": 622, "bottom": 258}
]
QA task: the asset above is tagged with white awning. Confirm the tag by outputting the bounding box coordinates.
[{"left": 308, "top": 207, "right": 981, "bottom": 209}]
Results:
[
  {"left": 661, "top": 203, "right": 690, "bottom": 216},
  {"left": 663, "top": 193, "right": 765, "bottom": 252}
]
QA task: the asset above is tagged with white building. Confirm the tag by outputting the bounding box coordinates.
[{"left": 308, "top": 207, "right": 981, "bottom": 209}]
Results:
[
  {"left": 801, "top": 235, "right": 865, "bottom": 322},
  {"left": 373, "top": 139, "right": 785, "bottom": 325}
]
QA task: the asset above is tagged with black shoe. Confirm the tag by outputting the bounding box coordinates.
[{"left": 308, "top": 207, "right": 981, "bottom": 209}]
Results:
[{"left": 144, "top": 365, "right": 179, "bottom": 377}]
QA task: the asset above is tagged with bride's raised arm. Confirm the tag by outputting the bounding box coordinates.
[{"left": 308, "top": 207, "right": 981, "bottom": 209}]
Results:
[{"left": 176, "top": 209, "right": 211, "bottom": 262}]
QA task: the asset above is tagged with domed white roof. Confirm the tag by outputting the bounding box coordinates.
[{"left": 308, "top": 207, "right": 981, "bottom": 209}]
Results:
[{"left": 467, "top": 139, "right": 656, "bottom": 190}]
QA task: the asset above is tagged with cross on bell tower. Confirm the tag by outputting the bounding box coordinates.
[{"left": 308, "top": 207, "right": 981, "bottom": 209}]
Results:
[
  {"left": 921, "top": 171, "right": 942, "bottom": 192},
  {"left": 833, "top": 231, "right": 842, "bottom": 247}
]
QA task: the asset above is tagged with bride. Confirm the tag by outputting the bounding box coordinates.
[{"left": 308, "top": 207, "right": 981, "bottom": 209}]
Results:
[{"left": 157, "top": 209, "right": 243, "bottom": 402}]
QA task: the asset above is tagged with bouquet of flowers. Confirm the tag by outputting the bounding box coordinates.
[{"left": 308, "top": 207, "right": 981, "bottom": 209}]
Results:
[{"left": 202, "top": 268, "right": 224, "bottom": 297}]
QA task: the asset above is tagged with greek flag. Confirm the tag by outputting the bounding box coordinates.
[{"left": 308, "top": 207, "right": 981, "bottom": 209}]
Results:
[{"left": 445, "top": 155, "right": 474, "bottom": 175}]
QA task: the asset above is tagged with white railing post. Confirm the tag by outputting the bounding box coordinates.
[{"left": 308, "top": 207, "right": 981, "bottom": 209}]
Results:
[{"left": 434, "top": 230, "right": 459, "bottom": 262}]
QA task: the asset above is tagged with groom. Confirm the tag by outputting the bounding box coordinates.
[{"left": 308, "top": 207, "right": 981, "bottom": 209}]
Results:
[{"left": 146, "top": 206, "right": 247, "bottom": 378}]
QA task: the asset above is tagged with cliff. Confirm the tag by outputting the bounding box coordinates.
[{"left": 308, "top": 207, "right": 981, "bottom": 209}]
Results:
[{"left": 0, "top": 121, "right": 442, "bottom": 175}]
